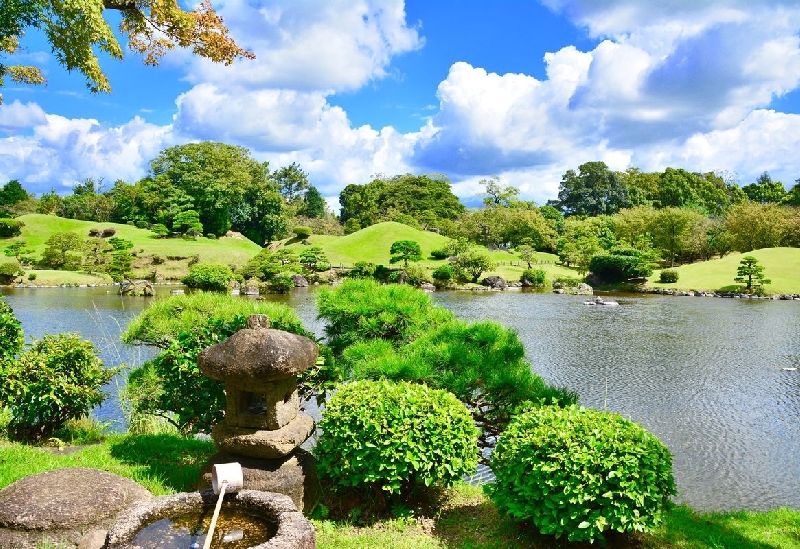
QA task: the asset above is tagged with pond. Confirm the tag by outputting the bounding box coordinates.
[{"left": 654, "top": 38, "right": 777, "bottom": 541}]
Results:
[{"left": 3, "top": 286, "right": 799, "bottom": 512}]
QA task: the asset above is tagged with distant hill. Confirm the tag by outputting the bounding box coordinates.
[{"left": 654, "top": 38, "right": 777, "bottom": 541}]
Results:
[
  {"left": 3, "top": 214, "right": 261, "bottom": 283},
  {"left": 281, "top": 222, "right": 451, "bottom": 266}
]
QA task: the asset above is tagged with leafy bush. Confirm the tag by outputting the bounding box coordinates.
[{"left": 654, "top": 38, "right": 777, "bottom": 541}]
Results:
[
  {"left": 182, "top": 263, "right": 235, "bottom": 291},
  {"left": 315, "top": 380, "right": 479, "bottom": 495},
  {"left": 135, "top": 220, "right": 149, "bottom": 229},
  {"left": 205, "top": 233, "right": 217, "bottom": 240},
  {"left": 293, "top": 226, "right": 312, "bottom": 239},
  {"left": 0, "top": 300, "right": 23, "bottom": 363},
  {"left": 151, "top": 223, "right": 169, "bottom": 238},
  {"left": 0, "top": 333, "right": 118, "bottom": 442},
  {"left": 316, "top": 279, "right": 453, "bottom": 355},
  {"left": 452, "top": 248, "right": 496, "bottom": 283},
  {"left": 101, "top": 227, "right": 116, "bottom": 237},
  {"left": 0, "top": 260, "right": 20, "bottom": 283},
  {"left": 489, "top": 405, "right": 676, "bottom": 544},
  {"left": 659, "top": 269, "right": 679, "bottom": 283},
  {"left": 589, "top": 247, "right": 654, "bottom": 283},
  {"left": 520, "top": 267, "right": 546, "bottom": 287},
  {"left": 432, "top": 264, "right": 455, "bottom": 286},
  {"left": 348, "top": 261, "right": 376, "bottom": 279},
  {"left": 88, "top": 227, "right": 100, "bottom": 237},
  {"left": 151, "top": 254, "right": 165, "bottom": 265},
  {"left": 269, "top": 273, "right": 295, "bottom": 293},
  {"left": 402, "top": 263, "right": 431, "bottom": 286},
  {"left": 430, "top": 248, "right": 449, "bottom": 260},
  {"left": 26, "top": 272, "right": 36, "bottom": 281},
  {"left": 0, "top": 218, "right": 25, "bottom": 237}
]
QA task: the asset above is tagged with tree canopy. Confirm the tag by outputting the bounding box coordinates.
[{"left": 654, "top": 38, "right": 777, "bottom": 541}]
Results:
[
  {"left": 339, "top": 174, "right": 465, "bottom": 231},
  {"left": 0, "top": 0, "right": 254, "bottom": 103}
]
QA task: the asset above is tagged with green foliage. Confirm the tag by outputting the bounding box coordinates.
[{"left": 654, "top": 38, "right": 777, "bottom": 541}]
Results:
[
  {"left": 268, "top": 273, "right": 295, "bottom": 293},
  {"left": 400, "top": 263, "right": 431, "bottom": 286},
  {"left": 660, "top": 269, "right": 679, "bottom": 283},
  {"left": 299, "top": 246, "right": 328, "bottom": 274},
  {"left": 389, "top": 240, "right": 423, "bottom": 266},
  {"left": 735, "top": 255, "right": 771, "bottom": 293},
  {"left": 123, "top": 293, "right": 308, "bottom": 349},
  {"left": 0, "top": 218, "right": 24, "bottom": 237},
  {"left": 554, "top": 161, "right": 632, "bottom": 217},
  {"left": 348, "top": 261, "right": 376, "bottom": 279},
  {"left": 339, "top": 174, "right": 465, "bottom": 232},
  {"left": 150, "top": 223, "right": 169, "bottom": 238},
  {"left": 0, "top": 333, "right": 118, "bottom": 442},
  {"left": 125, "top": 299, "right": 329, "bottom": 435},
  {"left": 0, "top": 260, "right": 20, "bottom": 283},
  {"left": 182, "top": 263, "right": 235, "bottom": 291},
  {"left": 316, "top": 279, "right": 454, "bottom": 355},
  {"left": 40, "top": 231, "right": 84, "bottom": 270},
  {"left": 489, "top": 405, "right": 677, "bottom": 544},
  {"left": 315, "top": 380, "right": 479, "bottom": 495},
  {"left": 520, "top": 267, "right": 546, "bottom": 287},
  {"left": 0, "top": 300, "right": 23, "bottom": 363},
  {"left": 123, "top": 293, "right": 338, "bottom": 434},
  {"left": 452, "top": 247, "right": 496, "bottom": 283},
  {"left": 589, "top": 247, "right": 654, "bottom": 283},
  {"left": 429, "top": 248, "right": 449, "bottom": 260},
  {"left": 342, "top": 319, "right": 577, "bottom": 448},
  {"left": 293, "top": 225, "right": 313, "bottom": 239},
  {"left": 431, "top": 264, "right": 454, "bottom": 286}
]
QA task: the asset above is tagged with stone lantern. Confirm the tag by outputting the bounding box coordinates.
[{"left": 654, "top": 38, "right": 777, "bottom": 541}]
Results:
[{"left": 197, "top": 314, "right": 318, "bottom": 511}]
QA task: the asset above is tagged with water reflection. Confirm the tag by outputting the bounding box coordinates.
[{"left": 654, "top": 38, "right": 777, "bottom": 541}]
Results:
[{"left": 4, "top": 286, "right": 799, "bottom": 512}]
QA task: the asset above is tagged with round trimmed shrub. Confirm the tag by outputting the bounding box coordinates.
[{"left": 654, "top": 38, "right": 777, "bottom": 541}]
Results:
[
  {"left": 430, "top": 248, "right": 449, "bottom": 260},
  {"left": 293, "top": 226, "right": 312, "bottom": 239},
  {"left": 182, "top": 263, "right": 235, "bottom": 291},
  {"left": 315, "top": 380, "right": 479, "bottom": 495},
  {"left": 659, "top": 269, "right": 679, "bottom": 283},
  {"left": 489, "top": 405, "right": 676, "bottom": 544}
]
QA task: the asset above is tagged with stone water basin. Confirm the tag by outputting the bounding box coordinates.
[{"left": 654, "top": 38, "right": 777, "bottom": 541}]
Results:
[{"left": 104, "top": 490, "right": 314, "bottom": 549}]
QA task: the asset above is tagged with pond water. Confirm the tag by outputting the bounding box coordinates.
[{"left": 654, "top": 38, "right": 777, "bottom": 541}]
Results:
[{"left": 3, "top": 286, "right": 799, "bottom": 512}]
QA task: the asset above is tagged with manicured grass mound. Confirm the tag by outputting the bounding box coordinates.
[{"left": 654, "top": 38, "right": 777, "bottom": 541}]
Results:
[
  {"left": 489, "top": 405, "right": 676, "bottom": 544},
  {"left": 648, "top": 248, "right": 800, "bottom": 295},
  {"left": 315, "top": 380, "right": 479, "bottom": 495}
]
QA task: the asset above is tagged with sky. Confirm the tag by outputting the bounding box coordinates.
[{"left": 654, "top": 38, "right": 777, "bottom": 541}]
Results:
[{"left": 2, "top": 0, "right": 800, "bottom": 212}]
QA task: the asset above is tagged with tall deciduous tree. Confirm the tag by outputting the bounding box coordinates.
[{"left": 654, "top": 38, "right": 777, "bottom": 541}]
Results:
[
  {"left": 553, "top": 161, "right": 631, "bottom": 217},
  {"left": 149, "top": 142, "right": 270, "bottom": 237},
  {"left": 1, "top": 0, "right": 254, "bottom": 103}
]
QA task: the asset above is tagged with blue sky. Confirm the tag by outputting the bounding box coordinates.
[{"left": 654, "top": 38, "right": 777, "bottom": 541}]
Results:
[{"left": 2, "top": 0, "right": 800, "bottom": 212}]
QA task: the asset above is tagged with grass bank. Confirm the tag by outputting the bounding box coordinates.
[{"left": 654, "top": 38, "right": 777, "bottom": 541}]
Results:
[
  {"left": 0, "top": 435, "right": 797, "bottom": 549},
  {"left": 3, "top": 214, "right": 261, "bottom": 283}
]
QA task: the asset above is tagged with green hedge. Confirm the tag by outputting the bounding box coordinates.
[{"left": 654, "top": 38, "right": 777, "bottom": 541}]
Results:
[
  {"left": 315, "top": 380, "right": 479, "bottom": 495},
  {"left": 489, "top": 405, "right": 676, "bottom": 543}
]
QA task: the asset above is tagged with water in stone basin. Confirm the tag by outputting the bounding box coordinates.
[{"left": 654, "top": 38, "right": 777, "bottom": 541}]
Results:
[{"left": 132, "top": 507, "right": 277, "bottom": 549}]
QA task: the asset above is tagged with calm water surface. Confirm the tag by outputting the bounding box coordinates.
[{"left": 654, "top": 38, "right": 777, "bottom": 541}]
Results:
[{"left": 4, "top": 286, "right": 799, "bottom": 512}]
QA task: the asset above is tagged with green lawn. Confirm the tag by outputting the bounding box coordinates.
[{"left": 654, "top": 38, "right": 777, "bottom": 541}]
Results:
[
  {"left": 648, "top": 248, "right": 800, "bottom": 295},
  {"left": 1, "top": 436, "right": 798, "bottom": 549},
  {"left": 3, "top": 214, "right": 262, "bottom": 282}
]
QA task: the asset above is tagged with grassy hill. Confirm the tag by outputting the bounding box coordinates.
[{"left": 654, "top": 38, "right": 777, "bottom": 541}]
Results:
[
  {"left": 648, "top": 247, "right": 800, "bottom": 295},
  {"left": 3, "top": 214, "right": 261, "bottom": 284}
]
